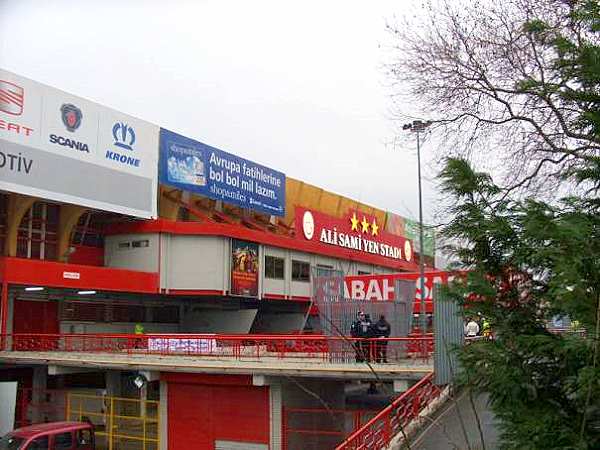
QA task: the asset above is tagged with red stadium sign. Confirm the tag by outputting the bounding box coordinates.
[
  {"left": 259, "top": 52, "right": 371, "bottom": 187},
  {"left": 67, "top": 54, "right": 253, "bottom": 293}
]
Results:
[
  {"left": 296, "top": 207, "right": 414, "bottom": 263},
  {"left": 344, "top": 270, "right": 454, "bottom": 313}
]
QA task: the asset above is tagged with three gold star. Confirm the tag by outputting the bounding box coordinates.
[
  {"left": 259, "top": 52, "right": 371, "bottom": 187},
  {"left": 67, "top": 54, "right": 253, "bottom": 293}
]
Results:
[
  {"left": 350, "top": 213, "right": 359, "bottom": 231},
  {"left": 371, "top": 219, "right": 379, "bottom": 236},
  {"left": 350, "top": 212, "right": 381, "bottom": 236},
  {"left": 361, "top": 216, "right": 370, "bottom": 233}
]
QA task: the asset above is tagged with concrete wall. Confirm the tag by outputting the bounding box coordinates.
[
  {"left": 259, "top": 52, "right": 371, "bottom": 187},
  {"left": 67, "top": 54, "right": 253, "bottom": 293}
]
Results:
[
  {"left": 180, "top": 307, "right": 257, "bottom": 333},
  {"left": 161, "top": 235, "right": 227, "bottom": 292},
  {"left": 251, "top": 312, "right": 307, "bottom": 333},
  {"left": 105, "top": 234, "right": 160, "bottom": 273}
]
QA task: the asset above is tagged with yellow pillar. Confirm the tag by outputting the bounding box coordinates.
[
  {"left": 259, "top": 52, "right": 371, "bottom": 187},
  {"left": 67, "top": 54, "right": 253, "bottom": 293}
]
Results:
[
  {"left": 4, "top": 194, "right": 37, "bottom": 257},
  {"left": 57, "top": 205, "right": 87, "bottom": 262}
]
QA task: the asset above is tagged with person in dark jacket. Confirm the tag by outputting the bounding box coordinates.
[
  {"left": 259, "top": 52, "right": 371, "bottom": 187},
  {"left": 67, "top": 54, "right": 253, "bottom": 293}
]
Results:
[
  {"left": 373, "top": 315, "right": 391, "bottom": 363},
  {"left": 350, "top": 311, "right": 372, "bottom": 362}
]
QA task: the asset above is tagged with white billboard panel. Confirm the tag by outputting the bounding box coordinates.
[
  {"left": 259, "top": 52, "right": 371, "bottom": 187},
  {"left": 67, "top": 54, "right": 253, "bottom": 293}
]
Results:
[{"left": 0, "top": 68, "right": 158, "bottom": 219}]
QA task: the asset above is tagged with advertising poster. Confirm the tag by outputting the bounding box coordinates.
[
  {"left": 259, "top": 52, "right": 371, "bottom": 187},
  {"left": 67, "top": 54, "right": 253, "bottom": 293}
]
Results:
[
  {"left": 231, "top": 239, "right": 259, "bottom": 297},
  {"left": 0, "top": 68, "right": 159, "bottom": 219},
  {"left": 159, "top": 128, "right": 286, "bottom": 216}
]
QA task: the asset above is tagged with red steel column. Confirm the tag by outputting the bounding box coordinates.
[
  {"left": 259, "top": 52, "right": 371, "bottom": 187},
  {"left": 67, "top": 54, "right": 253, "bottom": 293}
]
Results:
[{"left": 1, "top": 280, "right": 8, "bottom": 350}]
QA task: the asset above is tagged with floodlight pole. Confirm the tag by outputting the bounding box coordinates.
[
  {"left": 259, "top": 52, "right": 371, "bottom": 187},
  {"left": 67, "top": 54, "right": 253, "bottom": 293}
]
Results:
[{"left": 403, "top": 120, "right": 432, "bottom": 336}]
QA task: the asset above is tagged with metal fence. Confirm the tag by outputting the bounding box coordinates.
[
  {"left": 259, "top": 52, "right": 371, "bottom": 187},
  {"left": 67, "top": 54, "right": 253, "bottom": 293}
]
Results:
[
  {"left": 312, "top": 268, "right": 416, "bottom": 341},
  {"left": 4, "top": 333, "right": 434, "bottom": 362},
  {"left": 334, "top": 373, "right": 441, "bottom": 450},
  {"left": 67, "top": 393, "right": 159, "bottom": 450},
  {"left": 14, "top": 388, "right": 159, "bottom": 450},
  {"left": 433, "top": 283, "right": 464, "bottom": 385}
]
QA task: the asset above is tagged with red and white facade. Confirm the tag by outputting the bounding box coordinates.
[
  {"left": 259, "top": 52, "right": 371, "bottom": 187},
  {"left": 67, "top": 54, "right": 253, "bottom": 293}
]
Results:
[{"left": 0, "top": 69, "right": 440, "bottom": 450}]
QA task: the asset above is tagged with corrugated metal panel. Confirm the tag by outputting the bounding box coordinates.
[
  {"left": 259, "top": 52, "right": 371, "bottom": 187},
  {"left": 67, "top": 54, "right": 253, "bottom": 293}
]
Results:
[
  {"left": 270, "top": 384, "right": 282, "bottom": 450},
  {"left": 433, "top": 283, "right": 464, "bottom": 385},
  {"left": 312, "top": 269, "right": 415, "bottom": 342}
]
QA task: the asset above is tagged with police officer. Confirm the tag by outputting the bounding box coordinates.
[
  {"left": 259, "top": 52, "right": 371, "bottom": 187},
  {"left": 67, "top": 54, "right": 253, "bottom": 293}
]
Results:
[
  {"left": 351, "top": 312, "right": 372, "bottom": 362},
  {"left": 373, "top": 315, "right": 391, "bottom": 363}
]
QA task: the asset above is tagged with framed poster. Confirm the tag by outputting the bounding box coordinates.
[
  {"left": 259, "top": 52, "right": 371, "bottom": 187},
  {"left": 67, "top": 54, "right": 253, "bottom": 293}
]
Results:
[{"left": 231, "top": 239, "right": 259, "bottom": 297}]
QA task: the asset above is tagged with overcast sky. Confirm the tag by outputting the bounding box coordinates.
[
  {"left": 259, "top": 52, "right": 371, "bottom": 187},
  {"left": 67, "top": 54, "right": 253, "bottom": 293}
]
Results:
[{"left": 0, "top": 0, "right": 438, "bottom": 222}]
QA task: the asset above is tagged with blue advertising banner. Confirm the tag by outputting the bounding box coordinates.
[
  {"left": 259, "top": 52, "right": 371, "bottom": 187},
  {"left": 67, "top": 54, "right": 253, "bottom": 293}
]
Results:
[{"left": 159, "top": 128, "right": 286, "bottom": 216}]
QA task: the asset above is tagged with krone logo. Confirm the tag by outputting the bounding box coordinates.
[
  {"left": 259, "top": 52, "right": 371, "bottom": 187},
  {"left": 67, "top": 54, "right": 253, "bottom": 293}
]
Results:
[
  {"left": 302, "top": 211, "right": 315, "bottom": 240},
  {"left": 112, "top": 122, "right": 136, "bottom": 150}
]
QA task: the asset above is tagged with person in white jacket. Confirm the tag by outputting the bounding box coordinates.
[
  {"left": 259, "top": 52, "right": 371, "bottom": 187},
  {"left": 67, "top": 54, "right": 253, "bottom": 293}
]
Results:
[{"left": 464, "top": 318, "right": 480, "bottom": 337}]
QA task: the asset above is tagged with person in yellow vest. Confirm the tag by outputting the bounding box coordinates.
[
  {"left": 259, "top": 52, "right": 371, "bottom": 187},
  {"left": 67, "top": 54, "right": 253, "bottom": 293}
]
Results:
[
  {"left": 134, "top": 323, "right": 145, "bottom": 349},
  {"left": 482, "top": 318, "right": 492, "bottom": 339}
]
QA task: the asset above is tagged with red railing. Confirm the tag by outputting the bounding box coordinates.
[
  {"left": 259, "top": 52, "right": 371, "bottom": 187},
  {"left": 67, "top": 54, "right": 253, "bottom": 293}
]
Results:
[
  {"left": 2, "top": 333, "right": 434, "bottom": 363},
  {"left": 283, "top": 407, "right": 379, "bottom": 450},
  {"left": 334, "top": 372, "right": 441, "bottom": 450}
]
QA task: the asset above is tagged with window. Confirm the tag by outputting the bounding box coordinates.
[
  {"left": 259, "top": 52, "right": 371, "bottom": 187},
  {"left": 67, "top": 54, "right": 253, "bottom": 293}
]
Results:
[
  {"left": 358, "top": 270, "right": 371, "bottom": 275},
  {"left": 16, "top": 202, "right": 59, "bottom": 260},
  {"left": 292, "top": 260, "right": 310, "bottom": 282},
  {"left": 265, "top": 255, "right": 285, "bottom": 279},
  {"left": 317, "top": 264, "right": 333, "bottom": 269},
  {"left": 26, "top": 436, "right": 48, "bottom": 450},
  {"left": 76, "top": 429, "right": 92, "bottom": 448},
  {"left": 54, "top": 432, "right": 72, "bottom": 450}
]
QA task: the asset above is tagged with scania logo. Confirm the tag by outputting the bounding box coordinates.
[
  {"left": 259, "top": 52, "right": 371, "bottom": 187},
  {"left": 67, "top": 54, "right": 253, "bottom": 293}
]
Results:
[
  {"left": 49, "top": 134, "right": 89, "bottom": 153},
  {"left": 0, "top": 80, "right": 24, "bottom": 116},
  {"left": 112, "top": 122, "right": 135, "bottom": 151},
  {"left": 60, "top": 103, "right": 82, "bottom": 132}
]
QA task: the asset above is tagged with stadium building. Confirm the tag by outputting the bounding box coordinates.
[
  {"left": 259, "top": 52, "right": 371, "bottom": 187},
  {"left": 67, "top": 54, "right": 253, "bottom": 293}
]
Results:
[{"left": 0, "top": 69, "right": 438, "bottom": 450}]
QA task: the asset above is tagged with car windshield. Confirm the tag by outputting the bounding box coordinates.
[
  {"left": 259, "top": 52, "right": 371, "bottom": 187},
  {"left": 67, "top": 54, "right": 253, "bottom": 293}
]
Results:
[{"left": 0, "top": 435, "right": 25, "bottom": 450}]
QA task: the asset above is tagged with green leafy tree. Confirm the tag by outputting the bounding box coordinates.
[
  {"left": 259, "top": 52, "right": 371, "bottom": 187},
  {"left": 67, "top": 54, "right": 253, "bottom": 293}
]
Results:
[
  {"left": 440, "top": 157, "right": 600, "bottom": 449},
  {"left": 389, "top": 2, "right": 600, "bottom": 445}
]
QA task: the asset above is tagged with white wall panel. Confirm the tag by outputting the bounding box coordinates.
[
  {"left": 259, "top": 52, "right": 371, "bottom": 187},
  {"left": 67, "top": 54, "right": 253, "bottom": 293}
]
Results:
[
  {"left": 105, "top": 234, "right": 159, "bottom": 273},
  {"left": 166, "top": 235, "right": 226, "bottom": 291}
]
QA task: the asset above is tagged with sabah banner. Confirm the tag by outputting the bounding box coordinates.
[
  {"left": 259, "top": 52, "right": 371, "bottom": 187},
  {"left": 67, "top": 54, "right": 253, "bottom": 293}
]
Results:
[
  {"left": 344, "top": 271, "right": 454, "bottom": 313},
  {"left": 159, "top": 128, "right": 285, "bottom": 216}
]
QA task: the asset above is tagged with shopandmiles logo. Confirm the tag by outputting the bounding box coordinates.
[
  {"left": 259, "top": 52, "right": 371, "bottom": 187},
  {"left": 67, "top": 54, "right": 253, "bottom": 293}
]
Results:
[{"left": 105, "top": 122, "right": 140, "bottom": 167}]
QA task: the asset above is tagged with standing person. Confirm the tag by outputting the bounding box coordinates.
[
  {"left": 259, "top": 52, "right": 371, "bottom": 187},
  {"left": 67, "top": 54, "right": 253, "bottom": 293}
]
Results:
[
  {"left": 134, "top": 322, "right": 145, "bottom": 349},
  {"left": 482, "top": 318, "right": 492, "bottom": 339},
  {"left": 350, "top": 312, "right": 372, "bottom": 362},
  {"left": 373, "top": 315, "right": 391, "bottom": 363},
  {"left": 464, "top": 317, "right": 480, "bottom": 338}
]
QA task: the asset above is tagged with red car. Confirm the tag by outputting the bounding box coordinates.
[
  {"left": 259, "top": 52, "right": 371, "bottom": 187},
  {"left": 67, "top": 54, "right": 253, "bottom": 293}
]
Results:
[{"left": 0, "top": 422, "right": 94, "bottom": 450}]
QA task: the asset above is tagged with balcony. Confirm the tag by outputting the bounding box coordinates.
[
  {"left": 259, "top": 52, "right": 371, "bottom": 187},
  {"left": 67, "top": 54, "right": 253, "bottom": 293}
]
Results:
[{"left": 0, "top": 333, "right": 434, "bottom": 380}]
